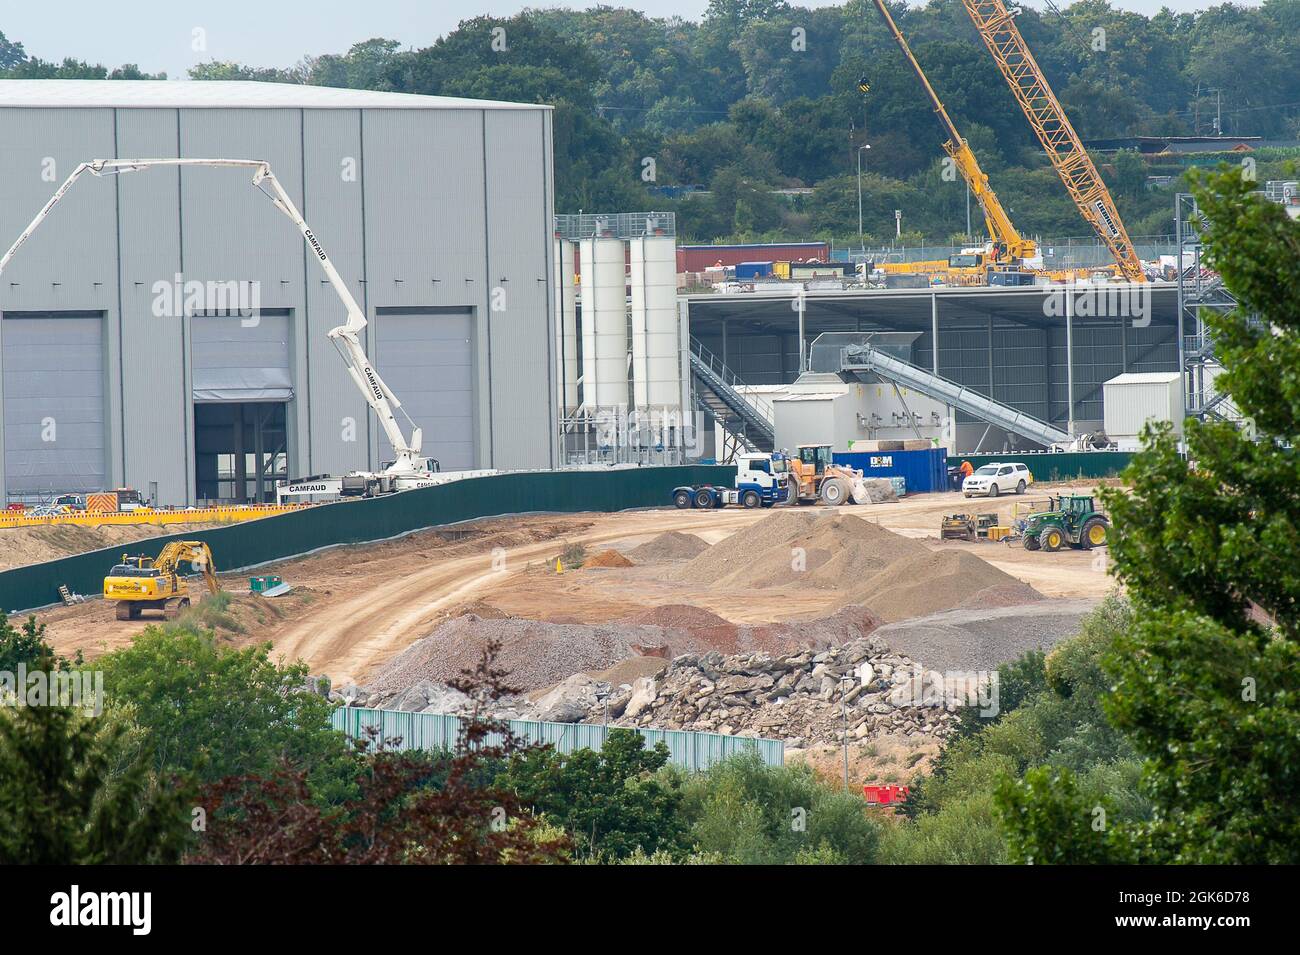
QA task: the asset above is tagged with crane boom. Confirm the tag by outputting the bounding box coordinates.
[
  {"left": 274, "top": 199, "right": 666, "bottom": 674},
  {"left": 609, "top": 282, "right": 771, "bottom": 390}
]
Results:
[
  {"left": 870, "top": 0, "right": 1035, "bottom": 262},
  {"left": 0, "top": 158, "right": 428, "bottom": 476},
  {"left": 957, "top": 0, "right": 1146, "bottom": 282}
]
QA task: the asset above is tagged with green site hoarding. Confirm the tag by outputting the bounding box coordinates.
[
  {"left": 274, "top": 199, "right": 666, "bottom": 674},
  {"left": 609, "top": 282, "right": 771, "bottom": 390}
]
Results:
[
  {"left": 0, "top": 465, "right": 734, "bottom": 615},
  {"left": 947, "top": 452, "right": 1134, "bottom": 483}
]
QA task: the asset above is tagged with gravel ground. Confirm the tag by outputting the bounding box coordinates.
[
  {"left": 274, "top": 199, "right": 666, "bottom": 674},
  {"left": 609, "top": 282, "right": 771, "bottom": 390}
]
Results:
[{"left": 869, "top": 597, "right": 1100, "bottom": 672}]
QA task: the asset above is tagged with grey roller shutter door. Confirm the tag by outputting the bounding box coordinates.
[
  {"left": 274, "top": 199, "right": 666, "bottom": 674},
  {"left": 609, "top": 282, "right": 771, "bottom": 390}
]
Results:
[
  {"left": 2, "top": 314, "right": 106, "bottom": 495},
  {"left": 374, "top": 311, "right": 475, "bottom": 470},
  {"left": 191, "top": 312, "right": 293, "bottom": 402}
]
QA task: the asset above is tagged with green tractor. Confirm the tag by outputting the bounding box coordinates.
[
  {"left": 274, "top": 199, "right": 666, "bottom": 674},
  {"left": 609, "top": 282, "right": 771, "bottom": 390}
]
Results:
[{"left": 1022, "top": 494, "right": 1110, "bottom": 552}]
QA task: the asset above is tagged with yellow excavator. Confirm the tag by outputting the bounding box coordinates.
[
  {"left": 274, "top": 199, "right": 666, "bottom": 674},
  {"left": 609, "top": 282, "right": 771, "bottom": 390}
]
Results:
[{"left": 103, "top": 540, "right": 220, "bottom": 620}]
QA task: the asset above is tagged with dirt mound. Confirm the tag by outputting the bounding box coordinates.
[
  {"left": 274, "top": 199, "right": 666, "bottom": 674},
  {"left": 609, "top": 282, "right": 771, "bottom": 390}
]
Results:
[
  {"left": 671, "top": 511, "right": 925, "bottom": 590},
  {"left": 626, "top": 530, "right": 710, "bottom": 562},
  {"left": 367, "top": 615, "right": 659, "bottom": 693},
  {"left": 619, "top": 603, "right": 733, "bottom": 629},
  {"left": 366, "top": 600, "right": 883, "bottom": 697},
  {"left": 846, "top": 549, "right": 1040, "bottom": 622},
  {"left": 667, "top": 509, "right": 1041, "bottom": 623},
  {"left": 583, "top": 549, "right": 634, "bottom": 568}
]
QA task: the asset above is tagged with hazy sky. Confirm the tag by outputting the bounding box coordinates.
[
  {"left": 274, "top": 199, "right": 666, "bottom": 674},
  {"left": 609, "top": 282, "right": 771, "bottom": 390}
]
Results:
[{"left": 1, "top": 1, "right": 1260, "bottom": 80}]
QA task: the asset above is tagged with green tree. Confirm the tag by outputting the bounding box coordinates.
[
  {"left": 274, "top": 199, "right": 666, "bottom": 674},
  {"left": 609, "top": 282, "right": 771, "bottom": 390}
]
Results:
[
  {"left": 681, "top": 751, "right": 879, "bottom": 863},
  {"left": 0, "top": 30, "right": 27, "bottom": 70},
  {"left": 0, "top": 658, "right": 190, "bottom": 864},
  {"left": 498, "top": 729, "right": 686, "bottom": 860},
  {"left": 99, "top": 626, "right": 351, "bottom": 796},
  {"left": 1001, "top": 168, "right": 1300, "bottom": 863}
]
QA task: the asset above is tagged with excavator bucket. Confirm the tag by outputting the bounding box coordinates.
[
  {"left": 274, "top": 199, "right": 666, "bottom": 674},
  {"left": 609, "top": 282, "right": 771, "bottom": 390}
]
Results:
[{"left": 849, "top": 477, "right": 870, "bottom": 505}]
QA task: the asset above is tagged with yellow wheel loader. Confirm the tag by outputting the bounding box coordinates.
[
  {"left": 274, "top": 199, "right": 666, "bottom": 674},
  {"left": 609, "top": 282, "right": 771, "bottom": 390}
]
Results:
[
  {"left": 104, "top": 540, "right": 220, "bottom": 620},
  {"left": 787, "top": 444, "right": 870, "bottom": 506}
]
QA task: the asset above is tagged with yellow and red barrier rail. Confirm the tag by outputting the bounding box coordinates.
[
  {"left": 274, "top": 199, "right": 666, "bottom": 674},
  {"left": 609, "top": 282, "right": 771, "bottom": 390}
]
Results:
[{"left": 0, "top": 503, "right": 313, "bottom": 530}]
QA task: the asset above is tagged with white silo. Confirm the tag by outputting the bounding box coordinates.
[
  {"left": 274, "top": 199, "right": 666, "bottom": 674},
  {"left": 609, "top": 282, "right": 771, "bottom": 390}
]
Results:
[
  {"left": 629, "top": 235, "right": 680, "bottom": 410},
  {"left": 579, "top": 235, "right": 629, "bottom": 409},
  {"left": 553, "top": 238, "right": 578, "bottom": 414}
]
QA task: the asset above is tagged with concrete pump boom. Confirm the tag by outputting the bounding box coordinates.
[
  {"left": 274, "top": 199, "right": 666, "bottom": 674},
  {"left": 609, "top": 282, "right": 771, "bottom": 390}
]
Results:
[
  {"left": 0, "top": 157, "right": 427, "bottom": 477},
  {"left": 870, "top": 0, "right": 1036, "bottom": 264}
]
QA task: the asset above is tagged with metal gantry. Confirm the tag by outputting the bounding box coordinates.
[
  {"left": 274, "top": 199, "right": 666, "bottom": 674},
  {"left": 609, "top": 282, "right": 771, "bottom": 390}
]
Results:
[{"left": 1175, "top": 192, "right": 1239, "bottom": 421}]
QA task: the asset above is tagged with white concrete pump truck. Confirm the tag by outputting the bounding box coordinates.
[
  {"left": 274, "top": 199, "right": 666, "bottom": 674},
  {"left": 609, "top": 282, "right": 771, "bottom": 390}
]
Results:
[{"left": 0, "top": 158, "right": 491, "bottom": 503}]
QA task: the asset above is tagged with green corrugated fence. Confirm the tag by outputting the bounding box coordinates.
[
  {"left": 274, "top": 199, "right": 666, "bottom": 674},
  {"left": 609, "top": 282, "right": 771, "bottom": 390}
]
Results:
[
  {"left": 331, "top": 706, "right": 785, "bottom": 771},
  {"left": 0, "top": 465, "right": 734, "bottom": 614},
  {"left": 948, "top": 452, "right": 1134, "bottom": 483}
]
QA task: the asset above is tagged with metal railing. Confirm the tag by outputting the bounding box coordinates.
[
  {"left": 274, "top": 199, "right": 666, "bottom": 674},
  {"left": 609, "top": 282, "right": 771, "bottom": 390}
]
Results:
[
  {"left": 553, "top": 211, "right": 676, "bottom": 240},
  {"left": 689, "top": 338, "right": 774, "bottom": 425}
]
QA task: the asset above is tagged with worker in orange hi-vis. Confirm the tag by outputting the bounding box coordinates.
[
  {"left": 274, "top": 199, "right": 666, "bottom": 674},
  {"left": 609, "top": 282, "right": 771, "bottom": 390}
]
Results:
[{"left": 960, "top": 460, "right": 974, "bottom": 479}]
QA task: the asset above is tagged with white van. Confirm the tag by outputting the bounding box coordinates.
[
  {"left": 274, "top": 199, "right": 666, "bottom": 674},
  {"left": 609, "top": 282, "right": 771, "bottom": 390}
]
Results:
[{"left": 963, "top": 462, "right": 1032, "bottom": 497}]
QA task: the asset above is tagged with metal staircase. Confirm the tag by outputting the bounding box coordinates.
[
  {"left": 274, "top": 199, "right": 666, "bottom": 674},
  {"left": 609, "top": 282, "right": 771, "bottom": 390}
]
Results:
[
  {"left": 839, "top": 342, "right": 1073, "bottom": 447},
  {"left": 689, "top": 339, "right": 775, "bottom": 455}
]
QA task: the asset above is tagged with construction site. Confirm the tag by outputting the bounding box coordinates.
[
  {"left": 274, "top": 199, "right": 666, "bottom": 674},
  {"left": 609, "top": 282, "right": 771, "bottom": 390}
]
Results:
[{"left": 0, "top": 0, "right": 1291, "bottom": 876}]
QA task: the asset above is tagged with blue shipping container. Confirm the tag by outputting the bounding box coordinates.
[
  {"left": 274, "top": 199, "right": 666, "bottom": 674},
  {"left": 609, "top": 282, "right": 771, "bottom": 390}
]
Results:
[
  {"left": 735, "top": 261, "right": 774, "bottom": 279},
  {"left": 834, "top": 447, "right": 948, "bottom": 493}
]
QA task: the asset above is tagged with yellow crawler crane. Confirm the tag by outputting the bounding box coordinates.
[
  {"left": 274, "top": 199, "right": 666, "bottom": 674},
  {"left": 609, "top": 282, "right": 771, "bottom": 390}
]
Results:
[
  {"left": 957, "top": 0, "right": 1146, "bottom": 282},
  {"left": 104, "top": 540, "right": 220, "bottom": 620}
]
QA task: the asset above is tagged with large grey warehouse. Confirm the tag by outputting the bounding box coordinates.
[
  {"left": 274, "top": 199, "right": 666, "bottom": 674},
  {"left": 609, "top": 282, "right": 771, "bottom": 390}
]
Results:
[{"left": 0, "top": 80, "right": 557, "bottom": 506}]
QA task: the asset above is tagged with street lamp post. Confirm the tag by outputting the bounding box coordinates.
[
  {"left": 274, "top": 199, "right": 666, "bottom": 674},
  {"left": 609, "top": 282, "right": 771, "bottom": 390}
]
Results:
[
  {"left": 856, "top": 144, "right": 872, "bottom": 250},
  {"left": 840, "top": 674, "right": 856, "bottom": 793}
]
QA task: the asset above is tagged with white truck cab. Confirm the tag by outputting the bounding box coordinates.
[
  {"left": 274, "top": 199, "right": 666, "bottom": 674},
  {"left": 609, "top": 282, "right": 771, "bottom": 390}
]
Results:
[
  {"left": 672, "top": 451, "right": 791, "bottom": 509},
  {"left": 736, "top": 451, "right": 787, "bottom": 499}
]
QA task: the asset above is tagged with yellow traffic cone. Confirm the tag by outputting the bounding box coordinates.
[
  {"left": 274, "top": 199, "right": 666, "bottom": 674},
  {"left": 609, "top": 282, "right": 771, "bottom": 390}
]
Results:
[{"left": 555, "top": 558, "right": 563, "bottom": 574}]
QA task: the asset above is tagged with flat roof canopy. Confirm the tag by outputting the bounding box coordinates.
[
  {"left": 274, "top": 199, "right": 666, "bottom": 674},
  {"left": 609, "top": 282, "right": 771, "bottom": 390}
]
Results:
[
  {"left": 683, "top": 283, "right": 1181, "bottom": 336},
  {"left": 0, "top": 79, "right": 548, "bottom": 111}
]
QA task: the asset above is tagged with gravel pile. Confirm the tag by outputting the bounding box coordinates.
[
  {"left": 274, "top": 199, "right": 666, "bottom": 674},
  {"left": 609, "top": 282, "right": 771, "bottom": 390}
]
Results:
[
  {"left": 595, "top": 634, "right": 964, "bottom": 745},
  {"left": 869, "top": 598, "right": 1098, "bottom": 672},
  {"left": 626, "top": 531, "right": 710, "bottom": 562},
  {"left": 349, "top": 604, "right": 885, "bottom": 706},
  {"left": 666, "top": 510, "right": 1042, "bottom": 622}
]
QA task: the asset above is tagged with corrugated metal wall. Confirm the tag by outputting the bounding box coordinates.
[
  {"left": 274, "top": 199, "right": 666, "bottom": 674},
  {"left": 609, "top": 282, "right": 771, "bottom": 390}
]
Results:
[
  {"left": 0, "top": 101, "right": 557, "bottom": 505},
  {"left": 331, "top": 706, "right": 785, "bottom": 771}
]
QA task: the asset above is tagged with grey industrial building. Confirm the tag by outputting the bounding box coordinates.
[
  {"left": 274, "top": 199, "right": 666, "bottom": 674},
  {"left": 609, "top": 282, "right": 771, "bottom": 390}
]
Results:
[
  {"left": 685, "top": 284, "right": 1182, "bottom": 452},
  {"left": 0, "top": 80, "right": 558, "bottom": 506}
]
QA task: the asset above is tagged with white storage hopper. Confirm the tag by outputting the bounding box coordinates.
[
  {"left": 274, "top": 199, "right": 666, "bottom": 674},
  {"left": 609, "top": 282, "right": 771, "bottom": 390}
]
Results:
[
  {"left": 578, "top": 235, "right": 628, "bottom": 409},
  {"left": 628, "top": 235, "right": 679, "bottom": 411},
  {"left": 553, "top": 238, "right": 579, "bottom": 414},
  {"left": 1103, "top": 372, "right": 1184, "bottom": 442}
]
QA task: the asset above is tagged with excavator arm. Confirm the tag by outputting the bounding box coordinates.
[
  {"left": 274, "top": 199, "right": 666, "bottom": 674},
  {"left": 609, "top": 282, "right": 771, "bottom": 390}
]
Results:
[
  {"left": 0, "top": 158, "right": 427, "bottom": 475},
  {"left": 871, "top": 0, "right": 1035, "bottom": 262},
  {"left": 956, "top": 0, "right": 1145, "bottom": 282},
  {"left": 153, "top": 541, "right": 221, "bottom": 594}
]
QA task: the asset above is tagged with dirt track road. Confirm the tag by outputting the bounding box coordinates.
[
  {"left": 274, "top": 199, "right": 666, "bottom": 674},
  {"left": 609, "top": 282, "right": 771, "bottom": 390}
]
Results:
[
  {"left": 37, "top": 483, "right": 1117, "bottom": 683},
  {"left": 270, "top": 509, "right": 760, "bottom": 683}
]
